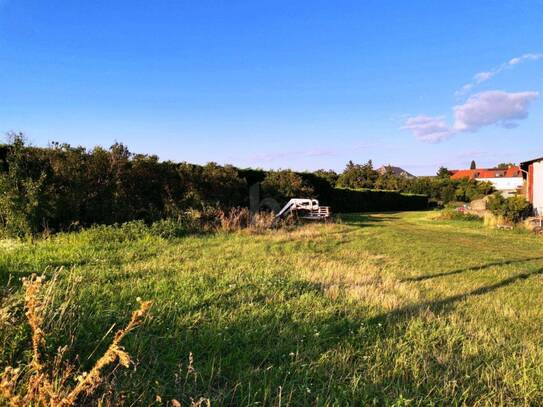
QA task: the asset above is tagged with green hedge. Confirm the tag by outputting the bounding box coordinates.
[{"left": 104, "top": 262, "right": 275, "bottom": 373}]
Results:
[
  {"left": 324, "top": 188, "right": 428, "bottom": 213},
  {"left": 205, "top": 170, "right": 430, "bottom": 213},
  {"left": 0, "top": 139, "right": 429, "bottom": 237}
]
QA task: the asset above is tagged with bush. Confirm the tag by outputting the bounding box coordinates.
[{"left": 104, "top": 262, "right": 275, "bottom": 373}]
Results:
[
  {"left": 0, "top": 137, "right": 437, "bottom": 237},
  {"left": 0, "top": 134, "right": 50, "bottom": 239},
  {"left": 401, "top": 176, "right": 493, "bottom": 204},
  {"left": 0, "top": 139, "right": 248, "bottom": 237},
  {"left": 436, "top": 208, "right": 481, "bottom": 222},
  {"left": 261, "top": 170, "right": 314, "bottom": 201},
  {"left": 487, "top": 194, "right": 532, "bottom": 223},
  {"left": 149, "top": 213, "right": 202, "bottom": 238}
]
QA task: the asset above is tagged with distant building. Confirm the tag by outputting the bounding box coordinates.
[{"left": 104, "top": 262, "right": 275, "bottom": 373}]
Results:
[
  {"left": 377, "top": 165, "right": 415, "bottom": 178},
  {"left": 520, "top": 157, "right": 543, "bottom": 215},
  {"left": 450, "top": 166, "right": 524, "bottom": 197}
]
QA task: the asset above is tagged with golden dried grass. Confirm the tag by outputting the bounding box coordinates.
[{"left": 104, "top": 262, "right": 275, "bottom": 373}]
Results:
[{"left": 0, "top": 275, "right": 152, "bottom": 407}]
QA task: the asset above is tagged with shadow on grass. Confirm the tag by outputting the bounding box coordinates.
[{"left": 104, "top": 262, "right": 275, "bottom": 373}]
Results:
[
  {"left": 338, "top": 213, "right": 401, "bottom": 228},
  {"left": 7, "top": 229, "right": 543, "bottom": 405},
  {"left": 401, "top": 256, "right": 543, "bottom": 282},
  {"left": 378, "top": 267, "right": 543, "bottom": 325},
  {"left": 138, "top": 268, "right": 543, "bottom": 405},
  {"left": 20, "top": 265, "right": 543, "bottom": 406}
]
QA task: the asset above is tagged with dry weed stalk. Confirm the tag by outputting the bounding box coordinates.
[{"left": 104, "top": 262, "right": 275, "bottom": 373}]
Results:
[
  {"left": 0, "top": 275, "right": 151, "bottom": 407},
  {"left": 215, "top": 207, "right": 298, "bottom": 234},
  {"left": 218, "top": 207, "right": 250, "bottom": 232}
]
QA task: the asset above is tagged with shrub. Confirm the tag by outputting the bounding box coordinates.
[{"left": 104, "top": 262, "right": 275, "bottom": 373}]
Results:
[
  {"left": 0, "top": 134, "right": 50, "bottom": 239},
  {"left": 436, "top": 208, "right": 481, "bottom": 222},
  {"left": 150, "top": 212, "right": 202, "bottom": 238},
  {"left": 1, "top": 137, "right": 442, "bottom": 235},
  {"left": 0, "top": 138, "right": 248, "bottom": 237},
  {"left": 261, "top": 170, "right": 314, "bottom": 201},
  {"left": 487, "top": 194, "right": 532, "bottom": 223}
]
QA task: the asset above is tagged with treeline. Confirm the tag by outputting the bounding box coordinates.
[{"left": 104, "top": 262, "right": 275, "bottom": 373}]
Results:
[
  {"left": 0, "top": 137, "right": 250, "bottom": 236},
  {"left": 0, "top": 135, "right": 489, "bottom": 237},
  {"left": 243, "top": 160, "right": 494, "bottom": 206}
]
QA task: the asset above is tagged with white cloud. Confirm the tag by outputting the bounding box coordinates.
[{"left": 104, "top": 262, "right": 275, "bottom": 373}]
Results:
[
  {"left": 404, "top": 90, "right": 539, "bottom": 143},
  {"left": 509, "top": 53, "right": 542, "bottom": 65},
  {"left": 402, "top": 115, "right": 454, "bottom": 143},
  {"left": 453, "top": 90, "right": 539, "bottom": 132},
  {"left": 456, "top": 52, "right": 542, "bottom": 96},
  {"left": 474, "top": 71, "right": 494, "bottom": 83}
]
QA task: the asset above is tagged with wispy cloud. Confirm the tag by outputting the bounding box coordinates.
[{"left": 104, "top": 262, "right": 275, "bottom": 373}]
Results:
[
  {"left": 402, "top": 115, "right": 453, "bottom": 143},
  {"left": 404, "top": 90, "right": 539, "bottom": 143},
  {"left": 456, "top": 53, "right": 542, "bottom": 96}
]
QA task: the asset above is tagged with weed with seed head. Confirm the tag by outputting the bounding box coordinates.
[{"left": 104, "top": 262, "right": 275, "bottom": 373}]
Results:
[{"left": 0, "top": 275, "right": 151, "bottom": 407}]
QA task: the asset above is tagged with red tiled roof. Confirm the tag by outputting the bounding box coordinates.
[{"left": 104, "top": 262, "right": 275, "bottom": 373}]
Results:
[{"left": 450, "top": 166, "right": 522, "bottom": 180}]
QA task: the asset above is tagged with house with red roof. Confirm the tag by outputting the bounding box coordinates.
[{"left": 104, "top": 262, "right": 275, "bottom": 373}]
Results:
[{"left": 450, "top": 165, "right": 524, "bottom": 197}]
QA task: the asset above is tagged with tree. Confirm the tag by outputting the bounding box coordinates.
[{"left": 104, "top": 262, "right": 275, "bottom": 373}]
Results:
[
  {"left": 496, "top": 162, "right": 515, "bottom": 169},
  {"left": 336, "top": 160, "right": 378, "bottom": 189},
  {"left": 374, "top": 165, "right": 410, "bottom": 191},
  {"left": 261, "top": 170, "right": 314, "bottom": 201},
  {"left": 470, "top": 160, "right": 477, "bottom": 170},
  {"left": 0, "top": 133, "right": 50, "bottom": 239},
  {"left": 436, "top": 166, "right": 451, "bottom": 179},
  {"left": 313, "top": 169, "right": 339, "bottom": 187}
]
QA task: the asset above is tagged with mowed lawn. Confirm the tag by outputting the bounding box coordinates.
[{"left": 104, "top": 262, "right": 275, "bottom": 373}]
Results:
[{"left": 2, "top": 212, "right": 543, "bottom": 406}]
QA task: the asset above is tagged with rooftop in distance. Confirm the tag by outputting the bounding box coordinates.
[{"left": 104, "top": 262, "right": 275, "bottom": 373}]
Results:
[
  {"left": 377, "top": 165, "right": 415, "bottom": 178},
  {"left": 450, "top": 166, "right": 522, "bottom": 180}
]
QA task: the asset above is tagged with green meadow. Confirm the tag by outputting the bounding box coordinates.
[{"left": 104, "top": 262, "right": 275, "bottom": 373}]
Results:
[{"left": 2, "top": 212, "right": 543, "bottom": 406}]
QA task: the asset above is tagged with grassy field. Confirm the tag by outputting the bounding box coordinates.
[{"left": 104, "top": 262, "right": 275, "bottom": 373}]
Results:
[{"left": 2, "top": 212, "right": 543, "bottom": 406}]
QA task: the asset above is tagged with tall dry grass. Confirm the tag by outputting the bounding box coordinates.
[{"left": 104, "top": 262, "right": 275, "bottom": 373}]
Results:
[
  {"left": 0, "top": 275, "right": 151, "bottom": 407},
  {"left": 217, "top": 207, "right": 295, "bottom": 233}
]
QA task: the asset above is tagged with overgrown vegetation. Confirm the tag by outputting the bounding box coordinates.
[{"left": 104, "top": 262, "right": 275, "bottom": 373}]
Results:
[
  {"left": 435, "top": 207, "right": 482, "bottom": 222},
  {"left": 487, "top": 193, "right": 533, "bottom": 223},
  {"left": 1, "top": 135, "right": 499, "bottom": 238},
  {"left": 0, "top": 275, "right": 151, "bottom": 406},
  {"left": 0, "top": 136, "right": 429, "bottom": 238},
  {"left": 2, "top": 212, "right": 543, "bottom": 405}
]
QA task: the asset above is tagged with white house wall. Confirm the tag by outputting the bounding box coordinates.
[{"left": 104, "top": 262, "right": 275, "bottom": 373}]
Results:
[
  {"left": 533, "top": 162, "right": 543, "bottom": 215},
  {"left": 475, "top": 177, "right": 524, "bottom": 191}
]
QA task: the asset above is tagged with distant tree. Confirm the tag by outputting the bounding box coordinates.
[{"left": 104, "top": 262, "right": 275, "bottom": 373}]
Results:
[
  {"left": 313, "top": 169, "right": 339, "bottom": 187},
  {"left": 436, "top": 166, "right": 451, "bottom": 179},
  {"left": 261, "top": 170, "right": 314, "bottom": 201},
  {"left": 336, "top": 160, "right": 378, "bottom": 189},
  {"left": 374, "top": 165, "right": 410, "bottom": 191},
  {"left": 496, "top": 162, "right": 515, "bottom": 169},
  {"left": 440, "top": 184, "right": 456, "bottom": 204},
  {"left": 182, "top": 162, "right": 247, "bottom": 208},
  {"left": 470, "top": 160, "right": 477, "bottom": 170}
]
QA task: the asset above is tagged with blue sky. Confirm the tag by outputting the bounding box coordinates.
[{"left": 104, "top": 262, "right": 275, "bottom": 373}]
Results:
[{"left": 1, "top": 0, "right": 542, "bottom": 175}]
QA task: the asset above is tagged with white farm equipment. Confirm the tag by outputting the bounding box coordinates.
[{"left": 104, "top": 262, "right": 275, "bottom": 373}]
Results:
[{"left": 275, "top": 199, "right": 331, "bottom": 221}]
